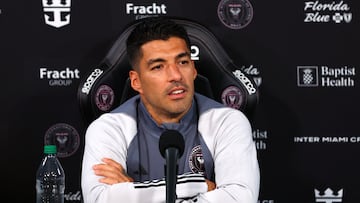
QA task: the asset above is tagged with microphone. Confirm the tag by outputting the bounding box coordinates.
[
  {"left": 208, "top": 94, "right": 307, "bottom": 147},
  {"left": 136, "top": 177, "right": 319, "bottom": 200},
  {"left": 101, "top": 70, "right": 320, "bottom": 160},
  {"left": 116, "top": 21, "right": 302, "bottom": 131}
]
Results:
[{"left": 159, "top": 130, "right": 185, "bottom": 203}]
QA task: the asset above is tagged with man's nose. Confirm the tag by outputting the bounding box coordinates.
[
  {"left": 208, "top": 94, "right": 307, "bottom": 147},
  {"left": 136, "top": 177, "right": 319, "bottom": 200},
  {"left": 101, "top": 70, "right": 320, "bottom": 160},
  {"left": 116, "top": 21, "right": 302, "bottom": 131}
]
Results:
[{"left": 167, "top": 64, "right": 182, "bottom": 81}]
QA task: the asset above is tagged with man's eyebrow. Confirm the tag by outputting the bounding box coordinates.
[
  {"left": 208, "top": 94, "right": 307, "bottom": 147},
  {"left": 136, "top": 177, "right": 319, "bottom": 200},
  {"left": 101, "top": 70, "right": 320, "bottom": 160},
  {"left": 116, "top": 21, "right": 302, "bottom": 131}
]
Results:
[
  {"left": 146, "top": 52, "right": 191, "bottom": 66},
  {"left": 176, "top": 52, "right": 191, "bottom": 59},
  {"left": 147, "top": 58, "right": 166, "bottom": 66}
]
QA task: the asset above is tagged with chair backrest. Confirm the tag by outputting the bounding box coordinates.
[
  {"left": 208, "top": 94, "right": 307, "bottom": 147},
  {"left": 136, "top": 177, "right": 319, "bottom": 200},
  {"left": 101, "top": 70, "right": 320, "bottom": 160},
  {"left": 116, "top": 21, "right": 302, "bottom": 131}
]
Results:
[{"left": 77, "top": 17, "right": 259, "bottom": 125}]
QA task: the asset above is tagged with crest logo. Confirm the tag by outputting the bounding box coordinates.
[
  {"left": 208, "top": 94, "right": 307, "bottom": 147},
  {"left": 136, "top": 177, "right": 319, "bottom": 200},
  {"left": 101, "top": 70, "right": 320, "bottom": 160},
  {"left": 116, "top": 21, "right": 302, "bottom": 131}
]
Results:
[
  {"left": 44, "top": 123, "right": 80, "bottom": 158},
  {"left": 315, "top": 188, "right": 343, "bottom": 203},
  {"left": 297, "top": 66, "right": 319, "bottom": 87},
  {"left": 189, "top": 145, "right": 205, "bottom": 174},
  {"left": 42, "top": 0, "right": 71, "bottom": 28},
  {"left": 95, "top": 84, "right": 115, "bottom": 112},
  {"left": 217, "top": 0, "right": 253, "bottom": 29},
  {"left": 221, "top": 86, "right": 243, "bottom": 109}
]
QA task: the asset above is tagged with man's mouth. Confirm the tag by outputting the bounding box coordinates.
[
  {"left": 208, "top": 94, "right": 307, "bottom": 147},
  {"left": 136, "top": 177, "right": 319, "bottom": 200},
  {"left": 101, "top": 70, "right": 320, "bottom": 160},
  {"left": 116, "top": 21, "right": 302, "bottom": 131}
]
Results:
[{"left": 170, "top": 89, "right": 185, "bottom": 95}]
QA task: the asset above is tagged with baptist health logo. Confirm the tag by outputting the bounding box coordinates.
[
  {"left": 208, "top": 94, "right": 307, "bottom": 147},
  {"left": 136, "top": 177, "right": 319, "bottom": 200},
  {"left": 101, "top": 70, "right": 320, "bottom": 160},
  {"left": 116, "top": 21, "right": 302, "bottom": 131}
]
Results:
[
  {"left": 42, "top": 0, "right": 71, "bottom": 28},
  {"left": 297, "top": 66, "right": 355, "bottom": 87},
  {"left": 253, "top": 129, "right": 268, "bottom": 151},
  {"left": 315, "top": 188, "right": 343, "bottom": 203}
]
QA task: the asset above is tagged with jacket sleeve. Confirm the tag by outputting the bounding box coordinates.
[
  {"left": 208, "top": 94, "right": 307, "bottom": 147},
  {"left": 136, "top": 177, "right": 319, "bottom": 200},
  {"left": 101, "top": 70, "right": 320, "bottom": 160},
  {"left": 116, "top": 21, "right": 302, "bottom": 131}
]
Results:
[
  {"left": 188, "top": 108, "right": 260, "bottom": 203},
  {"left": 82, "top": 173, "right": 207, "bottom": 203}
]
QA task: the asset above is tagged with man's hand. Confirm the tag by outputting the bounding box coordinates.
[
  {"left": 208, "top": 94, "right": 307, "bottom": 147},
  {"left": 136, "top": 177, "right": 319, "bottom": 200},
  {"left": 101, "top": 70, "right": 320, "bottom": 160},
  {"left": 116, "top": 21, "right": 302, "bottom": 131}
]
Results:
[
  {"left": 93, "top": 158, "right": 133, "bottom": 185},
  {"left": 206, "top": 179, "right": 216, "bottom": 191}
]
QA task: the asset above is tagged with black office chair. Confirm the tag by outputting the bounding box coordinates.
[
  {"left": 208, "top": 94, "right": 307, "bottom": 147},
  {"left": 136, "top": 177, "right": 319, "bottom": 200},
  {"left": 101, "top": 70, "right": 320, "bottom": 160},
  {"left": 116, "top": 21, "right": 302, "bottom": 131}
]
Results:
[{"left": 77, "top": 17, "right": 259, "bottom": 125}]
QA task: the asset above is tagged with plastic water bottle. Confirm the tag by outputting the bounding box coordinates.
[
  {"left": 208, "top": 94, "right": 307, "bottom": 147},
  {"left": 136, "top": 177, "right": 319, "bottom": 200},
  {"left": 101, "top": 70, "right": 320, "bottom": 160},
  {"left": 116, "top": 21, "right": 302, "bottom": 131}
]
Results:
[{"left": 36, "top": 145, "right": 65, "bottom": 203}]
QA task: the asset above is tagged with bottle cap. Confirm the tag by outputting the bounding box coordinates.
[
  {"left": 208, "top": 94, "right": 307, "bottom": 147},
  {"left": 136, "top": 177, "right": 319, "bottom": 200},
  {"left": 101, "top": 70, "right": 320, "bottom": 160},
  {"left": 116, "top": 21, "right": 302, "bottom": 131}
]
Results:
[{"left": 44, "top": 145, "right": 57, "bottom": 154}]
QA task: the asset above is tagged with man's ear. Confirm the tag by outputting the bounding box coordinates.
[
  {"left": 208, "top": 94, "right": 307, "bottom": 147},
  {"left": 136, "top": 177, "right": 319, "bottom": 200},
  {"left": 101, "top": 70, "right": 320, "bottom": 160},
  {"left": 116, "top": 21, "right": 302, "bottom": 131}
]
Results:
[{"left": 129, "top": 70, "right": 142, "bottom": 93}]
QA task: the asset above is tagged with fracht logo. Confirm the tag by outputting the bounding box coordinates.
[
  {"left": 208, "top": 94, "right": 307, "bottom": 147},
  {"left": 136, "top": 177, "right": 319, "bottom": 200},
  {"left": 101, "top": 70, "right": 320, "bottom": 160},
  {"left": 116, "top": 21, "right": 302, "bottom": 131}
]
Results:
[{"left": 42, "top": 0, "right": 71, "bottom": 28}]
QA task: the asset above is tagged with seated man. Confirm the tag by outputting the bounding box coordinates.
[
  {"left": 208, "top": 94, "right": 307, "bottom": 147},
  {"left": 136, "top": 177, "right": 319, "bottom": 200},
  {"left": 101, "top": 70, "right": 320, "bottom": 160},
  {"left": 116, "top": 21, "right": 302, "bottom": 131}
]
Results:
[{"left": 81, "top": 16, "right": 260, "bottom": 203}]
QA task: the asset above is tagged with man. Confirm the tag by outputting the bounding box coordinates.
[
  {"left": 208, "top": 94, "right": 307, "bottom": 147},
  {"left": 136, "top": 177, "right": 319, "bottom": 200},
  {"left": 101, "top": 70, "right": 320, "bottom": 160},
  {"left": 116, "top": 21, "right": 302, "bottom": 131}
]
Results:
[{"left": 81, "top": 17, "right": 260, "bottom": 203}]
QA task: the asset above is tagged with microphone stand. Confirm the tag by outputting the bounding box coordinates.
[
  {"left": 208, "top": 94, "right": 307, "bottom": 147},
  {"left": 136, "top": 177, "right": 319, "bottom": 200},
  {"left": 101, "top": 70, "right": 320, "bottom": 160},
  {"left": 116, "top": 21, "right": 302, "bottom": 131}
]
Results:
[{"left": 165, "top": 148, "right": 179, "bottom": 203}]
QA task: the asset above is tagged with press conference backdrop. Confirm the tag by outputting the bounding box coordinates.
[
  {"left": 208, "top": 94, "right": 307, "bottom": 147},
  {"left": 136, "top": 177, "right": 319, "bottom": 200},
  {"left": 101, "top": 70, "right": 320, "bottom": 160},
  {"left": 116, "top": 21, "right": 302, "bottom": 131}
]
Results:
[{"left": 1, "top": 0, "right": 359, "bottom": 202}]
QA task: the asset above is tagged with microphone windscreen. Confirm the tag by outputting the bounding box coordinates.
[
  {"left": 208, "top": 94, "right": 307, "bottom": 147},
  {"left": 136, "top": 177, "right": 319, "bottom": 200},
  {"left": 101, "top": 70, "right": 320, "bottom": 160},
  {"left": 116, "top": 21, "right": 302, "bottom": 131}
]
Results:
[{"left": 159, "top": 129, "right": 185, "bottom": 158}]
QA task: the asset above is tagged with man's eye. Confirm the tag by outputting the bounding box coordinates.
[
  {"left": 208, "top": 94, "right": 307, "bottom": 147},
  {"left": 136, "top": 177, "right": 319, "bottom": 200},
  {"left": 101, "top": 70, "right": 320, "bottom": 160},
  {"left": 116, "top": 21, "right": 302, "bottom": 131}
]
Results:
[
  {"left": 179, "top": 60, "right": 189, "bottom": 65},
  {"left": 151, "top": 65, "right": 162, "bottom": 70}
]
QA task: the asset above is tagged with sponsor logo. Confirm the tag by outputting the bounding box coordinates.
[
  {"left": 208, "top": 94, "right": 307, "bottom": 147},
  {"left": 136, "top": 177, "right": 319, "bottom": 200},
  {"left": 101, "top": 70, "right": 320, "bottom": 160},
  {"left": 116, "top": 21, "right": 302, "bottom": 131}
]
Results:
[
  {"left": 126, "top": 3, "right": 167, "bottom": 20},
  {"left": 297, "top": 66, "right": 319, "bottom": 86},
  {"left": 44, "top": 123, "right": 80, "bottom": 158},
  {"left": 39, "top": 67, "right": 80, "bottom": 86},
  {"left": 240, "top": 65, "right": 262, "bottom": 87},
  {"left": 253, "top": 129, "right": 268, "bottom": 150},
  {"left": 315, "top": 188, "right": 343, "bottom": 203},
  {"left": 304, "top": 1, "right": 352, "bottom": 24},
  {"left": 232, "top": 69, "right": 257, "bottom": 95},
  {"left": 95, "top": 84, "right": 114, "bottom": 111},
  {"left": 81, "top": 68, "right": 104, "bottom": 94},
  {"left": 221, "top": 85, "right": 243, "bottom": 109},
  {"left": 189, "top": 145, "right": 205, "bottom": 175},
  {"left": 65, "top": 190, "right": 81, "bottom": 201},
  {"left": 294, "top": 136, "right": 360, "bottom": 143},
  {"left": 42, "top": 0, "right": 71, "bottom": 28},
  {"left": 257, "top": 200, "right": 275, "bottom": 203},
  {"left": 217, "top": 0, "right": 253, "bottom": 29},
  {"left": 190, "top": 45, "right": 200, "bottom": 61},
  {"left": 297, "top": 65, "right": 355, "bottom": 87}
]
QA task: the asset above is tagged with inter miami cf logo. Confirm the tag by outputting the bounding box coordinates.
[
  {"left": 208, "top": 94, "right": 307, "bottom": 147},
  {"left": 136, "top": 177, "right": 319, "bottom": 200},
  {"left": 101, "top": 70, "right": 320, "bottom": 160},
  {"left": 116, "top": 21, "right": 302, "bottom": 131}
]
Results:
[
  {"left": 217, "top": 0, "right": 254, "bottom": 29},
  {"left": 189, "top": 145, "right": 205, "bottom": 175},
  {"left": 221, "top": 85, "right": 243, "bottom": 109},
  {"left": 42, "top": 0, "right": 71, "bottom": 28},
  {"left": 44, "top": 123, "right": 80, "bottom": 158},
  {"left": 95, "top": 84, "right": 115, "bottom": 112}
]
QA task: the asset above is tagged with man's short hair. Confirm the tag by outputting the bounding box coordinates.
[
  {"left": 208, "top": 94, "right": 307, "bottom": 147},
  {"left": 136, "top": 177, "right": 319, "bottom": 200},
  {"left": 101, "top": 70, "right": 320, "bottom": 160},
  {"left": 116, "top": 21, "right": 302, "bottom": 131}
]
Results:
[{"left": 126, "top": 17, "right": 191, "bottom": 69}]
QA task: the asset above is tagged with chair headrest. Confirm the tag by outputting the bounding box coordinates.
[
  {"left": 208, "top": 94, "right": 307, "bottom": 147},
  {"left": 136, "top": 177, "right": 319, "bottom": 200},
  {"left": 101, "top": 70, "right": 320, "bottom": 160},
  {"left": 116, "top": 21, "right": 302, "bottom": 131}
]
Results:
[{"left": 78, "top": 17, "right": 259, "bottom": 125}]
